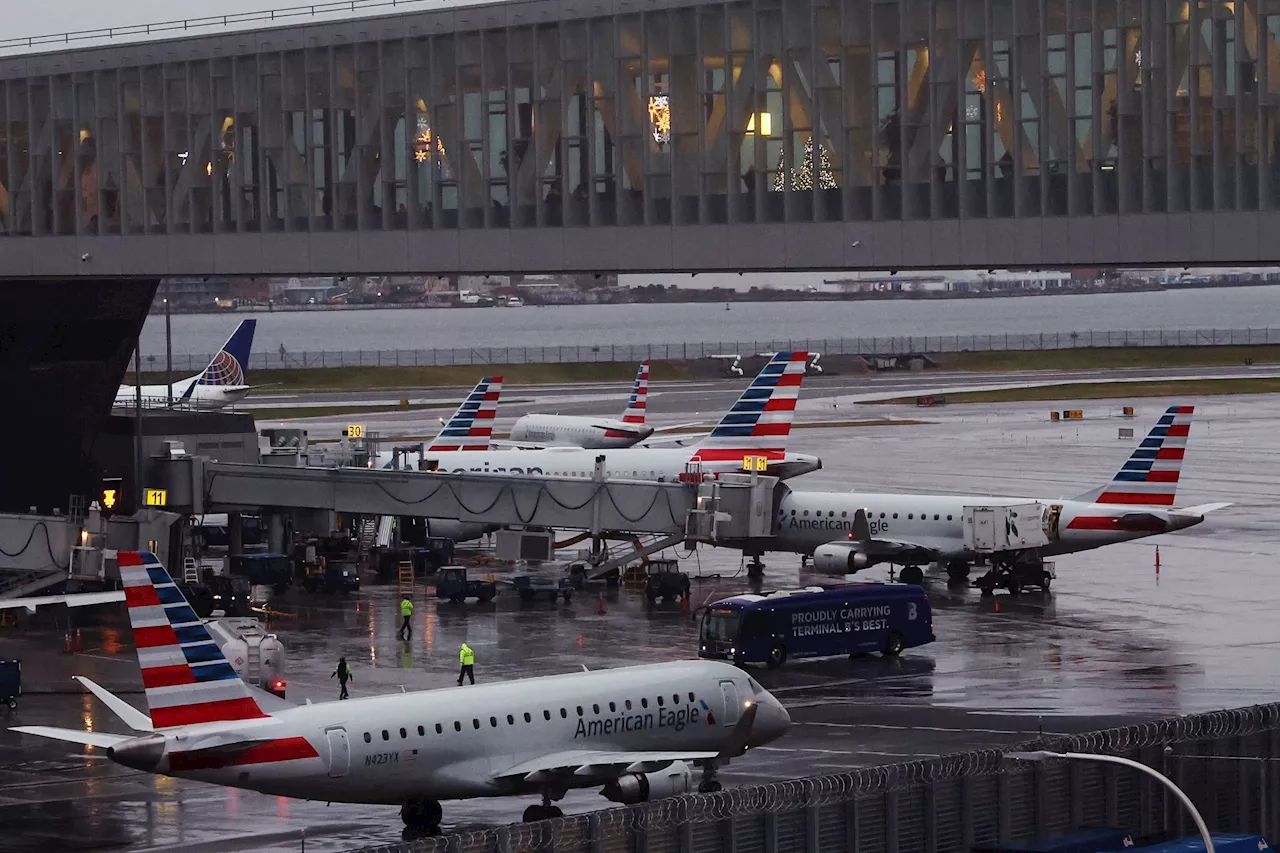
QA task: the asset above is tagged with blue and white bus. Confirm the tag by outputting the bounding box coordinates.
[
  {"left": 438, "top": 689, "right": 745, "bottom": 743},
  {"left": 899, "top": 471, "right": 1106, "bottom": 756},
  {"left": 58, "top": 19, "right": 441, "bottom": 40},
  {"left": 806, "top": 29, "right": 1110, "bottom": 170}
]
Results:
[{"left": 698, "top": 584, "right": 934, "bottom": 668}]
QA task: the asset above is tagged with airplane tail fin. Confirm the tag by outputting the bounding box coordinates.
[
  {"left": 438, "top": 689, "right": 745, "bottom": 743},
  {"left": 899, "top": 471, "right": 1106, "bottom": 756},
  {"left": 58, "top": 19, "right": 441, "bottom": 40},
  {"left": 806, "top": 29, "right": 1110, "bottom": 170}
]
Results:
[
  {"left": 118, "top": 551, "right": 269, "bottom": 729},
  {"left": 1074, "top": 405, "right": 1194, "bottom": 506},
  {"left": 195, "top": 319, "right": 256, "bottom": 388},
  {"left": 619, "top": 360, "right": 650, "bottom": 425},
  {"left": 427, "top": 376, "right": 503, "bottom": 451},
  {"left": 692, "top": 351, "right": 808, "bottom": 464}
]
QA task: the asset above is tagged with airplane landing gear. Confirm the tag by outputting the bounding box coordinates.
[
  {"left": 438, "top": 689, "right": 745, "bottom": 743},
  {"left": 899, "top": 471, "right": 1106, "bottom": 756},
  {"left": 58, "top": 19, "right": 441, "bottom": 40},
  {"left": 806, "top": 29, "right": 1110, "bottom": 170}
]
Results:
[
  {"left": 523, "top": 789, "right": 566, "bottom": 822},
  {"left": 973, "top": 555, "right": 1053, "bottom": 596},
  {"left": 746, "top": 554, "right": 765, "bottom": 579},
  {"left": 898, "top": 565, "right": 924, "bottom": 586},
  {"left": 401, "top": 798, "right": 443, "bottom": 834},
  {"left": 698, "top": 761, "right": 723, "bottom": 794}
]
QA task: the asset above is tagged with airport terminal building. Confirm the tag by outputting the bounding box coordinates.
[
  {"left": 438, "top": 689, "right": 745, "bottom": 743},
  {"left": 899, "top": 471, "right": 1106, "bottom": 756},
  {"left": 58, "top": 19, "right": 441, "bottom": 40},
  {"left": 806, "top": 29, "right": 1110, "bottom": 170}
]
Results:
[{"left": 0, "top": 0, "right": 1278, "bottom": 275}]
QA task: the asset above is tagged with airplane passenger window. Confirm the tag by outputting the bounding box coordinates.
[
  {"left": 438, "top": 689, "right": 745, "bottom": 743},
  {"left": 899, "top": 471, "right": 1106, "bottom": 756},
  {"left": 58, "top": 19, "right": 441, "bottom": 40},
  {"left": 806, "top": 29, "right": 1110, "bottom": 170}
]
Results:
[
  {"left": 803, "top": 511, "right": 809, "bottom": 516},
  {"left": 641, "top": 698, "right": 649, "bottom": 708},
  {"left": 657, "top": 696, "right": 664, "bottom": 707},
  {"left": 625, "top": 700, "right": 633, "bottom": 710},
  {"left": 688, "top": 692, "right": 695, "bottom": 702},
  {"left": 934, "top": 514, "right": 940, "bottom": 521},
  {"left": 908, "top": 514, "right": 914, "bottom": 519},
  {"left": 790, "top": 510, "right": 796, "bottom": 515},
  {"left": 841, "top": 512, "right": 847, "bottom": 518},
  {"left": 490, "top": 717, "right": 498, "bottom": 728},
  {"left": 436, "top": 724, "right": 443, "bottom": 734},
  {"left": 364, "top": 732, "right": 372, "bottom": 743},
  {"left": 593, "top": 704, "right": 600, "bottom": 714},
  {"left": 609, "top": 702, "right": 616, "bottom": 712},
  {"left": 893, "top": 513, "right": 898, "bottom": 519},
  {"left": 454, "top": 721, "right": 461, "bottom": 731},
  {"left": 560, "top": 708, "right": 568, "bottom": 718},
  {"left": 400, "top": 728, "right": 407, "bottom": 739},
  {"left": 880, "top": 512, "right": 886, "bottom": 518},
  {"left": 382, "top": 730, "right": 390, "bottom": 741},
  {"left": 947, "top": 515, "right": 953, "bottom": 521},
  {"left": 507, "top": 715, "right": 515, "bottom": 725},
  {"left": 672, "top": 694, "right": 679, "bottom": 704},
  {"left": 576, "top": 706, "right": 583, "bottom": 716},
  {"left": 473, "top": 719, "right": 481, "bottom": 730},
  {"left": 418, "top": 726, "right": 425, "bottom": 736},
  {"left": 524, "top": 713, "right": 532, "bottom": 723},
  {"left": 544, "top": 710, "right": 551, "bottom": 720}
]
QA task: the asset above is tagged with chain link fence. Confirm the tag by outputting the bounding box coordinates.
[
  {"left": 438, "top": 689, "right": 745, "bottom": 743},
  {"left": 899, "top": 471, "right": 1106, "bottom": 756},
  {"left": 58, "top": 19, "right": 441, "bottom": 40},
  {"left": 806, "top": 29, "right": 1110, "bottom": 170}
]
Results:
[
  {"left": 146, "top": 327, "right": 1280, "bottom": 374},
  {"left": 349, "top": 702, "right": 1280, "bottom": 853}
]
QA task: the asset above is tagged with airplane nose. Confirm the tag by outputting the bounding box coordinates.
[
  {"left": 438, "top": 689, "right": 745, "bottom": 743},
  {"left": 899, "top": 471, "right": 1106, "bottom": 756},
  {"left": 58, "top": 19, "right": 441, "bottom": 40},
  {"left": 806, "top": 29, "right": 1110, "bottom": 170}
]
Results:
[{"left": 748, "top": 694, "right": 792, "bottom": 747}]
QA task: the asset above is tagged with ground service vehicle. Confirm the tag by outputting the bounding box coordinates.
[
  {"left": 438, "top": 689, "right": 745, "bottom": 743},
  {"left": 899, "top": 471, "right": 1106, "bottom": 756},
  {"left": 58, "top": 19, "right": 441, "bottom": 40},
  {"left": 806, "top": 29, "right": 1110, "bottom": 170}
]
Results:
[
  {"left": 302, "top": 557, "right": 360, "bottom": 594},
  {"left": 435, "top": 567, "right": 497, "bottom": 603},
  {"left": 699, "top": 584, "right": 934, "bottom": 668},
  {"left": 511, "top": 573, "right": 573, "bottom": 603},
  {"left": 180, "top": 574, "right": 253, "bottom": 618},
  {"left": 645, "top": 559, "right": 691, "bottom": 603},
  {"left": 230, "top": 553, "right": 292, "bottom": 592},
  {"left": 0, "top": 659, "right": 19, "bottom": 709}
]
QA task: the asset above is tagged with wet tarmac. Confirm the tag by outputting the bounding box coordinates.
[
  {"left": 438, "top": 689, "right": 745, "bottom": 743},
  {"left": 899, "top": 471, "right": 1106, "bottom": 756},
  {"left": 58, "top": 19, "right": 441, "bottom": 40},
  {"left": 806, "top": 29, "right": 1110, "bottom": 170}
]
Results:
[{"left": 1, "top": 392, "right": 1275, "bottom": 851}]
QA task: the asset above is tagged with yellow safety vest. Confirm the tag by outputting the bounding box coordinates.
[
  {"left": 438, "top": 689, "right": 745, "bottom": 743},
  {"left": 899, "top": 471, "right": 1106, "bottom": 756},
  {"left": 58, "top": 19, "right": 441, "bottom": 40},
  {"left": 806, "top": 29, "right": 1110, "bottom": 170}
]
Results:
[
  {"left": 400, "top": 599, "right": 414, "bottom": 617},
  {"left": 459, "top": 644, "right": 474, "bottom": 665}
]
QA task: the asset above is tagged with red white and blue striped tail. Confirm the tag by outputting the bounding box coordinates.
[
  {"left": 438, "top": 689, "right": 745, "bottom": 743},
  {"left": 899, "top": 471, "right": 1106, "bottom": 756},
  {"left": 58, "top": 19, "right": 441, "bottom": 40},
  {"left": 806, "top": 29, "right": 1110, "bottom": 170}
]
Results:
[
  {"left": 428, "top": 376, "right": 503, "bottom": 451},
  {"left": 691, "top": 351, "right": 809, "bottom": 464},
  {"left": 119, "top": 551, "right": 268, "bottom": 729},
  {"left": 619, "top": 360, "right": 650, "bottom": 425},
  {"left": 1077, "top": 405, "right": 1194, "bottom": 507}
]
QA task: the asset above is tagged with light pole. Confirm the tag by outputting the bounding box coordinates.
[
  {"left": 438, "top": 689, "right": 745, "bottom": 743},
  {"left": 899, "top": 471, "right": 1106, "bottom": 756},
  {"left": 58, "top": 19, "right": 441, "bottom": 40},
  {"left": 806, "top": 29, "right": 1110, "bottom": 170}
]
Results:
[
  {"left": 164, "top": 290, "right": 173, "bottom": 408},
  {"left": 1005, "top": 751, "right": 1216, "bottom": 853}
]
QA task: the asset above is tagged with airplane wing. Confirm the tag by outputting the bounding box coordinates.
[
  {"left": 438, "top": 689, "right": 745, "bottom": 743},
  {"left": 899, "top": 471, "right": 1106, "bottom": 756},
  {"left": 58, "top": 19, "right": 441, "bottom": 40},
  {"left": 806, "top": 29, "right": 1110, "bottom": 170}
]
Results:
[
  {"left": 845, "top": 509, "right": 942, "bottom": 563},
  {"left": 1178, "top": 502, "right": 1233, "bottom": 515},
  {"left": 650, "top": 422, "right": 703, "bottom": 434},
  {"left": 0, "top": 590, "right": 126, "bottom": 612},
  {"left": 492, "top": 749, "right": 722, "bottom": 783},
  {"left": 490, "top": 439, "right": 582, "bottom": 450},
  {"left": 11, "top": 726, "right": 132, "bottom": 749},
  {"left": 641, "top": 432, "right": 710, "bottom": 448}
]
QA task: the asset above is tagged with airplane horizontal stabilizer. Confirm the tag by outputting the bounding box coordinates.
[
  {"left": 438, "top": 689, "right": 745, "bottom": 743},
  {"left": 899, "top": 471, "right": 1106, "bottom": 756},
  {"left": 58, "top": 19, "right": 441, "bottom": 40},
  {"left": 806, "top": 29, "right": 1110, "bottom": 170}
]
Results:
[
  {"left": 73, "top": 676, "right": 153, "bottom": 732},
  {"left": 1177, "top": 502, "right": 1233, "bottom": 515},
  {"left": 11, "top": 725, "right": 131, "bottom": 749},
  {"left": 493, "top": 749, "right": 721, "bottom": 782}
]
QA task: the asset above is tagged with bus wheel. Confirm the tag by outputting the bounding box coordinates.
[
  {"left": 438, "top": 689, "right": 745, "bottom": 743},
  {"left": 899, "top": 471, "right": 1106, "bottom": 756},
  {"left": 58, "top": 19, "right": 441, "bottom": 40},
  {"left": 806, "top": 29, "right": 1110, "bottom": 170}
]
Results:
[
  {"left": 766, "top": 644, "right": 787, "bottom": 669},
  {"left": 883, "top": 632, "right": 905, "bottom": 657},
  {"left": 900, "top": 566, "right": 924, "bottom": 586}
]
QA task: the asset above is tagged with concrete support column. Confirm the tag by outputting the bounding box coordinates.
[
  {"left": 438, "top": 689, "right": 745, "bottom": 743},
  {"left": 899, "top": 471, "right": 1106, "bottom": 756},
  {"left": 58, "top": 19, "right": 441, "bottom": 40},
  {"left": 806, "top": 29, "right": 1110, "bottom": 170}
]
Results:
[
  {"left": 227, "top": 511, "right": 244, "bottom": 557},
  {"left": 267, "top": 512, "right": 286, "bottom": 554}
]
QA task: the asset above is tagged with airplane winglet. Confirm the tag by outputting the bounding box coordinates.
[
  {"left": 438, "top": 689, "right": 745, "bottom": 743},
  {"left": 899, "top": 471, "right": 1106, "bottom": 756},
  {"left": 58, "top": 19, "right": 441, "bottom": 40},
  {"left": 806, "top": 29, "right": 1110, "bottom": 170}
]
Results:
[
  {"left": 851, "top": 509, "right": 872, "bottom": 542},
  {"left": 715, "top": 702, "right": 759, "bottom": 760},
  {"left": 73, "top": 676, "right": 154, "bottom": 732}
]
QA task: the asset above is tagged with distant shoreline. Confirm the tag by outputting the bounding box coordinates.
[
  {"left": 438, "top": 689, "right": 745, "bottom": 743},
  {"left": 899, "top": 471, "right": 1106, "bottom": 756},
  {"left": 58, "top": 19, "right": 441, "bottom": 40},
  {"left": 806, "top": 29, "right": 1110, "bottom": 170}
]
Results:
[{"left": 152, "top": 279, "right": 1273, "bottom": 315}]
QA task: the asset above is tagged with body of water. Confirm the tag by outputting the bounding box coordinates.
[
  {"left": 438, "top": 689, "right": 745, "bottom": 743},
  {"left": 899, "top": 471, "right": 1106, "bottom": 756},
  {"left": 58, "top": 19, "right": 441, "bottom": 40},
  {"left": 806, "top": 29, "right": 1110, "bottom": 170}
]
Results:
[{"left": 139, "top": 285, "right": 1280, "bottom": 359}]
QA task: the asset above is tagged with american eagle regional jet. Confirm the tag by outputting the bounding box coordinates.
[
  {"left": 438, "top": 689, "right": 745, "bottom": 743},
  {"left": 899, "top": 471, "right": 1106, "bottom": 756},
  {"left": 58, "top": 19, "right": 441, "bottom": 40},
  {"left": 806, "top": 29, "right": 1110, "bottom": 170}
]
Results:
[{"left": 13, "top": 552, "right": 791, "bottom": 832}]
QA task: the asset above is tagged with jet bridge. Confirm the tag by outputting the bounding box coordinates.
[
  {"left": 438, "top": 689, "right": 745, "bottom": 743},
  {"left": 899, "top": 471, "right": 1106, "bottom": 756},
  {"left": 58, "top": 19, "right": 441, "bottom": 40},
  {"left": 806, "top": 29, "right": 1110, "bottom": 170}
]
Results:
[{"left": 158, "top": 455, "right": 778, "bottom": 547}]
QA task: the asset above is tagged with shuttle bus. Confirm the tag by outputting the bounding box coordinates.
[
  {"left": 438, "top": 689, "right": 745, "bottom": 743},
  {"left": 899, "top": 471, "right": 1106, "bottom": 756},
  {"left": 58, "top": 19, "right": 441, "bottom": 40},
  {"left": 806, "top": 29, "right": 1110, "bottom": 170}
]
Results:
[{"left": 698, "top": 584, "right": 934, "bottom": 668}]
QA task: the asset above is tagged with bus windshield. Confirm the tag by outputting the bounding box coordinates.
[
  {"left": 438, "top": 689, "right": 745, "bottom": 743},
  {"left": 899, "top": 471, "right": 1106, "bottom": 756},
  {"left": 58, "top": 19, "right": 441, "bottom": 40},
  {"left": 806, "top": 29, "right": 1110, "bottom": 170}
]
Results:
[{"left": 701, "top": 608, "right": 741, "bottom": 643}]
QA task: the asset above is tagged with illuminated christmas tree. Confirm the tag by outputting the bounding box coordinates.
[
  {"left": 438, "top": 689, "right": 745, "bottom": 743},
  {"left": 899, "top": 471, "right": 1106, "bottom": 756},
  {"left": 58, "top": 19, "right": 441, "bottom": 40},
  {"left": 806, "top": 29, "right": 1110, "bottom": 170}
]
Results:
[{"left": 772, "top": 135, "right": 837, "bottom": 191}]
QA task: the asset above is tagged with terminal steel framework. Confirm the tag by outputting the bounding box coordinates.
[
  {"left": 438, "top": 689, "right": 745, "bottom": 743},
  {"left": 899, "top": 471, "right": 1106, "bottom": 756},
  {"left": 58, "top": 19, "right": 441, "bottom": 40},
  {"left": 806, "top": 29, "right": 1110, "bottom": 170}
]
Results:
[{"left": 3, "top": 0, "right": 1280, "bottom": 273}]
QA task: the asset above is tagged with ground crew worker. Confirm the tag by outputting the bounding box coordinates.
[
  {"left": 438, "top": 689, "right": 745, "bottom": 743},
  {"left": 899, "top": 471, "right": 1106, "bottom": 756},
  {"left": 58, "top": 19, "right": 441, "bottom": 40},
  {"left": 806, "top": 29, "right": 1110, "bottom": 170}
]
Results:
[
  {"left": 457, "top": 642, "right": 475, "bottom": 686},
  {"left": 399, "top": 596, "right": 414, "bottom": 640},
  {"left": 330, "top": 656, "right": 353, "bottom": 700}
]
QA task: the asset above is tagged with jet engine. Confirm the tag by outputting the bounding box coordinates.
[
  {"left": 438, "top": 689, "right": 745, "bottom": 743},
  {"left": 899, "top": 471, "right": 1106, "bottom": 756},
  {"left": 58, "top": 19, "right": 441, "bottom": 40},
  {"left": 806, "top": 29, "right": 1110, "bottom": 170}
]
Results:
[
  {"left": 811, "top": 543, "right": 872, "bottom": 574},
  {"left": 600, "top": 761, "right": 692, "bottom": 804},
  {"left": 424, "top": 519, "right": 494, "bottom": 543}
]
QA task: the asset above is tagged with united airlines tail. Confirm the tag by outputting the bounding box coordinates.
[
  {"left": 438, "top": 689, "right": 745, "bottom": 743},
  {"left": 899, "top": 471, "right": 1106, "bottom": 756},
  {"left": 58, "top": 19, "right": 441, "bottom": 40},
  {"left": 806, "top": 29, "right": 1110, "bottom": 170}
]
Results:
[
  {"left": 193, "top": 319, "right": 256, "bottom": 388},
  {"left": 1075, "top": 405, "right": 1193, "bottom": 506},
  {"left": 691, "top": 351, "right": 808, "bottom": 464},
  {"left": 427, "top": 376, "right": 503, "bottom": 451},
  {"left": 119, "top": 551, "right": 269, "bottom": 728},
  {"left": 619, "top": 360, "right": 650, "bottom": 425}
]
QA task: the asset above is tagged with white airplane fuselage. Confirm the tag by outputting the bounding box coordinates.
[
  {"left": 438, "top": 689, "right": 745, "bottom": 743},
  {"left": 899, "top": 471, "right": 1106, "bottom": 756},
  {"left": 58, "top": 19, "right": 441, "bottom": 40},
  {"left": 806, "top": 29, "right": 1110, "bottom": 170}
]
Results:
[
  {"left": 509, "top": 414, "right": 654, "bottom": 449},
  {"left": 110, "top": 661, "right": 789, "bottom": 804},
  {"left": 115, "top": 379, "right": 251, "bottom": 411},
  {"left": 775, "top": 490, "right": 1206, "bottom": 565},
  {"left": 381, "top": 446, "right": 821, "bottom": 481}
]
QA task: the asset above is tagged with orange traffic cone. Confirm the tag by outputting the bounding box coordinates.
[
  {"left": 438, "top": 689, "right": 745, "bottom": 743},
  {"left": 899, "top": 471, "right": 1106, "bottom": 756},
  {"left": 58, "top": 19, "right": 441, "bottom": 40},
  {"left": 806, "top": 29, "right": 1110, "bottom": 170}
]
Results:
[
  {"left": 63, "top": 632, "right": 72, "bottom": 654},
  {"left": 74, "top": 629, "right": 82, "bottom": 652}
]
